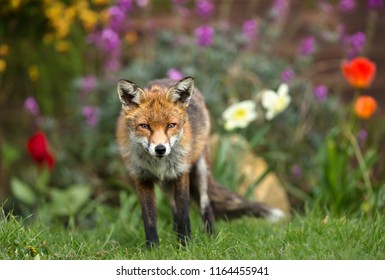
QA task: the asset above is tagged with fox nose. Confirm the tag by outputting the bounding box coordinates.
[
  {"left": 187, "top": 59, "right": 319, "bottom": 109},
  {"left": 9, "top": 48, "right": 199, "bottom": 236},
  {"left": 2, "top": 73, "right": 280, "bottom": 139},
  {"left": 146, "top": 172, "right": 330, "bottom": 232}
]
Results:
[{"left": 154, "top": 144, "right": 166, "bottom": 155}]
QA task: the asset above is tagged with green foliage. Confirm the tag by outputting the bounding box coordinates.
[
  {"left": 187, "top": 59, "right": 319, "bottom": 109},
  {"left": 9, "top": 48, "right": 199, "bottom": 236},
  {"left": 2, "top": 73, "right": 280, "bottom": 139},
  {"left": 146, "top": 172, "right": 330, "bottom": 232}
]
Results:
[
  {"left": 314, "top": 126, "right": 379, "bottom": 214},
  {"left": 11, "top": 178, "right": 37, "bottom": 207},
  {"left": 1, "top": 142, "right": 20, "bottom": 171},
  {"left": 50, "top": 184, "right": 91, "bottom": 217},
  {"left": 10, "top": 171, "right": 92, "bottom": 220}
]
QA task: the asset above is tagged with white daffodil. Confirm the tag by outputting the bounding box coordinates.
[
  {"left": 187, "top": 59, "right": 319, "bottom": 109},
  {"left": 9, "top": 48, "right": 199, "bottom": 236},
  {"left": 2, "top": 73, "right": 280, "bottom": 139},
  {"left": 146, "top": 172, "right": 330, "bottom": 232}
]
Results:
[
  {"left": 222, "top": 100, "right": 258, "bottom": 131},
  {"left": 261, "top": 83, "right": 291, "bottom": 120}
]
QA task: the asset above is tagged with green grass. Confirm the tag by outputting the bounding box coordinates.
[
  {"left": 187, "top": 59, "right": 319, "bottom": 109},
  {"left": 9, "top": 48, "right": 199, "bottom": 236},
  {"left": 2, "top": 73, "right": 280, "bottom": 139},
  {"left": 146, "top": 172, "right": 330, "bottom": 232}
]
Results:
[{"left": 1, "top": 205, "right": 385, "bottom": 260}]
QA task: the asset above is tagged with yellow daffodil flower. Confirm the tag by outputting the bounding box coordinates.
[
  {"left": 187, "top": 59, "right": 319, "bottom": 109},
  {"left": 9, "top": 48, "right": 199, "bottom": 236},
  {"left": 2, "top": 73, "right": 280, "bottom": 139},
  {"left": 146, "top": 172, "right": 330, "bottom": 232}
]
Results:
[
  {"left": 222, "top": 100, "right": 258, "bottom": 131},
  {"left": 261, "top": 83, "right": 291, "bottom": 120}
]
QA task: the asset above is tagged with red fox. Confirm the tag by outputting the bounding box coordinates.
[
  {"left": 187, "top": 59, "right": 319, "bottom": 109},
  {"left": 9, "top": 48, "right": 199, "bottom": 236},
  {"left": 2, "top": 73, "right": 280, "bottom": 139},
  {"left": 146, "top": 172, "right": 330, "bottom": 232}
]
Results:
[{"left": 116, "top": 77, "right": 285, "bottom": 247}]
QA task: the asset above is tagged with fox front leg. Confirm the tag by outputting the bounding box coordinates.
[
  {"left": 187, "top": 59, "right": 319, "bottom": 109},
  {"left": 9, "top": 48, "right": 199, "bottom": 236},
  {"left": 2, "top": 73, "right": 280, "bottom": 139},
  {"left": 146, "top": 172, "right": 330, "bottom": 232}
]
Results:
[
  {"left": 136, "top": 181, "right": 159, "bottom": 247},
  {"left": 171, "top": 173, "right": 191, "bottom": 246}
]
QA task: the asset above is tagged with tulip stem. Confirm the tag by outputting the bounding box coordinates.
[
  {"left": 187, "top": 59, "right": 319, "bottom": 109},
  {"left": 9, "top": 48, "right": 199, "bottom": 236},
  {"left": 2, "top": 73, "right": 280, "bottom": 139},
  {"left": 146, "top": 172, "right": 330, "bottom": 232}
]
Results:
[{"left": 344, "top": 128, "right": 374, "bottom": 202}]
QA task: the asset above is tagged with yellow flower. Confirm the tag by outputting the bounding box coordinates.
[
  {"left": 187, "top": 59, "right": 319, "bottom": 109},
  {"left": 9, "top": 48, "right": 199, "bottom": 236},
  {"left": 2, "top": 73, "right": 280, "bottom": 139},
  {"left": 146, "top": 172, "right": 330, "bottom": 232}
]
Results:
[
  {"left": 124, "top": 31, "right": 138, "bottom": 45},
  {"left": 0, "top": 59, "right": 6, "bottom": 72},
  {"left": 79, "top": 9, "right": 98, "bottom": 31},
  {"left": 26, "top": 246, "right": 38, "bottom": 257},
  {"left": 65, "top": 6, "right": 76, "bottom": 21},
  {"left": 28, "top": 65, "right": 39, "bottom": 82},
  {"left": 45, "top": 2, "right": 76, "bottom": 39},
  {"left": 45, "top": 2, "right": 64, "bottom": 20},
  {"left": 75, "top": 0, "right": 90, "bottom": 13},
  {"left": 261, "top": 83, "right": 291, "bottom": 120},
  {"left": 222, "top": 100, "right": 258, "bottom": 131},
  {"left": 11, "top": 0, "right": 22, "bottom": 9},
  {"left": 55, "top": 41, "right": 70, "bottom": 52}
]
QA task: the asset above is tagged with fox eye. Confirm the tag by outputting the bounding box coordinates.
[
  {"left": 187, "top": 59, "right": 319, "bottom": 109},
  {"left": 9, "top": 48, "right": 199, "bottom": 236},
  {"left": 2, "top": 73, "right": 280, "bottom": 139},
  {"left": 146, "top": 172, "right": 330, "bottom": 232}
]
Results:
[
  {"left": 139, "top": 124, "right": 150, "bottom": 129},
  {"left": 167, "top": 123, "right": 177, "bottom": 129}
]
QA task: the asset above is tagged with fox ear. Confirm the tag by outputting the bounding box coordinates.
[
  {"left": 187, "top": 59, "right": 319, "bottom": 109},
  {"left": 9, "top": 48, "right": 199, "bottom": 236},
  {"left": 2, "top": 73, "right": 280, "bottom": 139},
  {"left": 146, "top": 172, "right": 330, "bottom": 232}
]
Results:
[
  {"left": 117, "top": 79, "right": 145, "bottom": 110},
  {"left": 167, "top": 77, "right": 194, "bottom": 107}
]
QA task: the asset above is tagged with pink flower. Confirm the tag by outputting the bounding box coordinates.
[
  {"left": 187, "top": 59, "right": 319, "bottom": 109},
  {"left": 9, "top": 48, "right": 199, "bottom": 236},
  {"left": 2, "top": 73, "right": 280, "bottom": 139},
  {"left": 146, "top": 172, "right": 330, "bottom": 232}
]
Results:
[
  {"left": 368, "top": 0, "right": 384, "bottom": 10},
  {"left": 167, "top": 68, "right": 184, "bottom": 80},
  {"left": 270, "top": 0, "right": 290, "bottom": 20},
  {"left": 242, "top": 19, "right": 258, "bottom": 42},
  {"left": 108, "top": 6, "right": 126, "bottom": 31},
  {"left": 298, "top": 36, "right": 316, "bottom": 56},
  {"left": 342, "top": 32, "right": 366, "bottom": 58},
  {"left": 82, "top": 106, "right": 100, "bottom": 126},
  {"left": 80, "top": 76, "right": 97, "bottom": 93},
  {"left": 196, "top": 0, "right": 214, "bottom": 18},
  {"left": 313, "top": 85, "right": 328, "bottom": 102},
  {"left": 339, "top": 0, "right": 356, "bottom": 11},
  {"left": 117, "top": 0, "right": 134, "bottom": 12},
  {"left": 280, "top": 69, "right": 295, "bottom": 83},
  {"left": 24, "top": 97, "right": 40, "bottom": 116},
  {"left": 195, "top": 25, "right": 215, "bottom": 47},
  {"left": 100, "top": 28, "right": 120, "bottom": 52}
]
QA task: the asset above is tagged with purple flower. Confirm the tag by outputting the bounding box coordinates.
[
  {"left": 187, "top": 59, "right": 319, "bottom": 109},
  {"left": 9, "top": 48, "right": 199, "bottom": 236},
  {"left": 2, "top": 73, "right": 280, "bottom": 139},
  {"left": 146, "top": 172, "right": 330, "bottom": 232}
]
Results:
[
  {"left": 195, "top": 25, "right": 214, "bottom": 47},
  {"left": 80, "top": 75, "right": 97, "bottom": 93},
  {"left": 343, "top": 32, "right": 366, "bottom": 58},
  {"left": 313, "top": 85, "right": 328, "bottom": 102},
  {"left": 291, "top": 165, "right": 302, "bottom": 178},
  {"left": 24, "top": 97, "right": 40, "bottom": 116},
  {"left": 108, "top": 6, "right": 126, "bottom": 31},
  {"left": 88, "top": 28, "right": 121, "bottom": 53},
  {"left": 167, "top": 68, "right": 184, "bottom": 80},
  {"left": 358, "top": 129, "right": 368, "bottom": 144},
  {"left": 105, "top": 57, "right": 121, "bottom": 72},
  {"left": 100, "top": 28, "right": 120, "bottom": 52},
  {"left": 242, "top": 19, "right": 258, "bottom": 42},
  {"left": 270, "top": 0, "right": 289, "bottom": 20},
  {"left": 117, "top": 0, "right": 133, "bottom": 12},
  {"left": 196, "top": 0, "right": 214, "bottom": 19},
  {"left": 338, "top": 0, "right": 356, "bottom": 11},
  {"left": 368, "top": 0, "right": 384, "bottom": 9},
  {"left": 82, "top": 106, "right": 100, "bottom": 126},
  {"left": 298, "top": 36, "right": 316, "bottom": 56},
  {"left": 280, "top": 69, "right": 295, "bottom": 83}
]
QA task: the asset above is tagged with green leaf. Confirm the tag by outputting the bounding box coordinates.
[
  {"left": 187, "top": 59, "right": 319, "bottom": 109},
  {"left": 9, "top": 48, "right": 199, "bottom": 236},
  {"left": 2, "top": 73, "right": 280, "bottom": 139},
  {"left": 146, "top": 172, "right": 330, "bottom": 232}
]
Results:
[
  {"left": 1, "top": 142, "right": 20, "bottom": 170},
  {"left": 249, "top": 124, "right": 271, "bottom": 149},
  {"left": 36, "top": 168, "right": 50, "bottom": 193},
  {"left": 49, "top": 184, "right": 91, "bottom": 216},
  {"left": 10, "top": 178, "right": 36, "bottom": 206}
]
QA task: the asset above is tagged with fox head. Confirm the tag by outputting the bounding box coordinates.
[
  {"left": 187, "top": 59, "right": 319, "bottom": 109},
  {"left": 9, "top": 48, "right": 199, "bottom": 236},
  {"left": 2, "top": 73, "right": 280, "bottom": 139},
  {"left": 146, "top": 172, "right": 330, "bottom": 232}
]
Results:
[{"left": 117, "top": 77, "right": 194, "bottom": 159}]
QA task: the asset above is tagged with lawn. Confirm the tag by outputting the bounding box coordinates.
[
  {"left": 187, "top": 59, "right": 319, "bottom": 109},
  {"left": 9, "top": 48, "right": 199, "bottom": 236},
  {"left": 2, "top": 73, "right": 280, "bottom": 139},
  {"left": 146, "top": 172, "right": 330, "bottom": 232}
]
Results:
[{"left": 1, "top": 206, "right": 384, "bottom": 260}]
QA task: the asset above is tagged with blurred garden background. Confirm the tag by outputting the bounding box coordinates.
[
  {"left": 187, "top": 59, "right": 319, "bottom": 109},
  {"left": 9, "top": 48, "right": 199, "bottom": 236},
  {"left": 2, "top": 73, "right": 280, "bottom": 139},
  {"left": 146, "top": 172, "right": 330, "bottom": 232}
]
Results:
[{"left": 1, "top": 0, "right": 385, "bottom": 259}]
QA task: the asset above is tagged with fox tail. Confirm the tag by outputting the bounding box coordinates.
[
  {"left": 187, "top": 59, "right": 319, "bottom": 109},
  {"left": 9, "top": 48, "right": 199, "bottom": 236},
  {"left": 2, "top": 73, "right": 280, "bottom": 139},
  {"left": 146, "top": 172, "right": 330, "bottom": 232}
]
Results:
[{"left": 207, "top": 176, "right": 285, "bottom": 222}]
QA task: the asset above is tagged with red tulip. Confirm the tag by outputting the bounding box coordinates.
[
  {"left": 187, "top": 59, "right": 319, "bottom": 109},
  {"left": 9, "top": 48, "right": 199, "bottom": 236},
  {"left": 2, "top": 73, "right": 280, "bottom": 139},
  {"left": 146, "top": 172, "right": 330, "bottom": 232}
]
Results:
[
  {"left": 27, "top": 132, "right": 55, "bottom": 169},
  {"left": 342, "top": 57, "right": 376, "bottom": 89}
]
